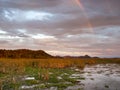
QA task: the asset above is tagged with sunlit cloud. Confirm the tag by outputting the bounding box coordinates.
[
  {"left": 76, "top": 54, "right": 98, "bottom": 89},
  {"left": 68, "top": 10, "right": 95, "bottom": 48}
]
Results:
[
  {"left": 0, "top": 29, "right": 7, "bottom": 34},
  {"left": 25, "top": 11, "right": 53, "bottom": 21},
  {"left": 31, "top": 34, "right": 55, "bottom": 39},
  {"left": 3, "top": 10, "right": 54, "bottom": 22}
]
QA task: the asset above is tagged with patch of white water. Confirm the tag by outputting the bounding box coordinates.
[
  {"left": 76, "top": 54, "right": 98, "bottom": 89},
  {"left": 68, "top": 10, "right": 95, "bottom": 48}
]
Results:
[
  {"left": 23, "top": 76, "right": 35, "bottom": 80},
  {"left": 81, "top": 64, "right": 120, "bottom": 90}
]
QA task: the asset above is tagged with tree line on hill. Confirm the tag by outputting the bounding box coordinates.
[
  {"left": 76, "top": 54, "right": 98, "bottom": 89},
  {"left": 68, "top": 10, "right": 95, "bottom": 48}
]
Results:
[{"left": 0, "top": 49, "right": 53, "bottom": 59}]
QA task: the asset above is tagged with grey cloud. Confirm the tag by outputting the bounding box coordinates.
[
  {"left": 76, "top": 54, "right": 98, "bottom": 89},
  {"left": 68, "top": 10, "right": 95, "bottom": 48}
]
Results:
[
  {"left": 0, "top": 0, "right": 120, "bottom": 57},
  {"left": 0, "top": 0, "right": 63, "bottom": 10}
]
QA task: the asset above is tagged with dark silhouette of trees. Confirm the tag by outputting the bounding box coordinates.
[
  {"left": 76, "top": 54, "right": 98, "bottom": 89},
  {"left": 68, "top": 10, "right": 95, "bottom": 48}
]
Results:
[{"left": 0, "top": 49, "right": 53, "bottom": 59}]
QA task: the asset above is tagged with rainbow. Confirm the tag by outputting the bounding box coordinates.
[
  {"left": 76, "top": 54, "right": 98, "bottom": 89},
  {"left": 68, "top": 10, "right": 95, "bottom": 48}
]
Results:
[{"left": 74, "top": 0, "right": 94, "bottom": 33}]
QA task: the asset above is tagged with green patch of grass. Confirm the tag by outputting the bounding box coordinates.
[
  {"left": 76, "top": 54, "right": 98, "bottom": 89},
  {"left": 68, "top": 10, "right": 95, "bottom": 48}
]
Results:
[
  {"left": 48, "top": 68, "right": 75, "bottom": 76},
  {"left": 47, "top": 76, "right": 59, "bottom": 83},
  {"left": 62, "top": 76, "right": 77, "bottom": 83},
  {"left": 44, "top": 68, "right": 76, "bottom": 83},
  {"left": 25, "top": 67, "right": 39, "bottom": 76},
  {"left": 3, "top": 82, "right": 21, "bottom": 90},
  {"left": 79, "top": 77, "right": 85, "bottom": 80},
  {"left": 35, "top": 84, "right": 46, "bottom": 89},
  {"left": 0, "top": 73, "right": 6, "bottom": 78},
  {"left": 78, "top": 88, "right": 82, "bottom": 90}
]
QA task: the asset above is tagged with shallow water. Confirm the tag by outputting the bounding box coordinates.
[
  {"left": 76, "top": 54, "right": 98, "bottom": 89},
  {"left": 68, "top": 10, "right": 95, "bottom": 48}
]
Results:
[
  {"left": 81, "top": 64, "right": 120, "bottom": 90},
  {"left": 10, "top": 64, "right": 120, "bottom": 90}
]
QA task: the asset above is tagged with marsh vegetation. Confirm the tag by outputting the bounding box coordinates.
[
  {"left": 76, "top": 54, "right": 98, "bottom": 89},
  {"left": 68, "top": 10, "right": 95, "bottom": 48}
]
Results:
[{"left": 0, "top": 58, "right": 120, "bottom": 90}]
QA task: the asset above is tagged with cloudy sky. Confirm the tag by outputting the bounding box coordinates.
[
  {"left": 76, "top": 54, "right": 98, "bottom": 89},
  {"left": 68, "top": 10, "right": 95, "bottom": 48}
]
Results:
[{"left": 0, "top": 0, "right": 120, "bottom": 57}]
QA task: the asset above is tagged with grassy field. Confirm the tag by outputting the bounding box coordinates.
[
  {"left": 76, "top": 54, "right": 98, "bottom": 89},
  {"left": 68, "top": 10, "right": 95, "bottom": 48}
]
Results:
[{"left": 0, "top": 58, "right": 120, "bottom": 90}]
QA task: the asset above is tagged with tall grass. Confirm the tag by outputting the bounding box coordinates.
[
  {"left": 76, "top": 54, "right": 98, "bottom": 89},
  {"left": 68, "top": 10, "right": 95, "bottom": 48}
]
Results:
[
  {"left": 0, "top": 58, "right": 95, "bottom": 74},
  {"left": 0, "top": 58, "right": 120, "bottom": 75}
]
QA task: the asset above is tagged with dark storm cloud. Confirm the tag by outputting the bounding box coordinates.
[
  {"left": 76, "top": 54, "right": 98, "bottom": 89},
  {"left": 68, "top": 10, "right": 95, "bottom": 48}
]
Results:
[{"left": 0, "top": 0, "right": 120, "bottom": 57}]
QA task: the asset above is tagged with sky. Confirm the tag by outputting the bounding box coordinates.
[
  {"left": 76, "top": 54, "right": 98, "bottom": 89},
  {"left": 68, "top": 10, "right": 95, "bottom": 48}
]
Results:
[{"left": 0, "top": 0, "right": 120, "bottom": 57}]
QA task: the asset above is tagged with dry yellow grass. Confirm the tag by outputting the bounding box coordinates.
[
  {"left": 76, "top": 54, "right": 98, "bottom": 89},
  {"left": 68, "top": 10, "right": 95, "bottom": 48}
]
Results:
[
  {"left": 0, "top": 58, "right": 120, "bottom": 75},
  {"left": 0, "top": 58, "right": 96, "bottom": 74}
]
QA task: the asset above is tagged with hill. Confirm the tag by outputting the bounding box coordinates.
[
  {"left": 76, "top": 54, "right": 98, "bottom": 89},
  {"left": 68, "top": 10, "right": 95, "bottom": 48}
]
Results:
[{"left": 0, "top": 49, "right": 53, "bottom": 59}]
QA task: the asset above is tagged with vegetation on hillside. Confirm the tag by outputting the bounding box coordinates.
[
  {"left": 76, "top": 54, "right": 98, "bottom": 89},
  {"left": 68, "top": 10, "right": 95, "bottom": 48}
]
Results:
[{"left": 0, "top": 49, "right": 53, "bottom": 59}]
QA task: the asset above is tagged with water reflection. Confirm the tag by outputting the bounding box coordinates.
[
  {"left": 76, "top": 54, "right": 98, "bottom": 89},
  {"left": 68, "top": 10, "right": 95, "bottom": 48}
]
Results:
[{"left": 81, "top": 64, "right": 120, "bottom": 90}]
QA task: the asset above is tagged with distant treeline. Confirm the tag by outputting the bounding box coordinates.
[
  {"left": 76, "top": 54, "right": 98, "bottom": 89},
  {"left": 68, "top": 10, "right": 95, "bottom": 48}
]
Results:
[
  {"left": 0, "top": 49, "right": 99, "bottom": 59},
  {"left": 0, "top": 49, "right": 53, "bottom": 59}
]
